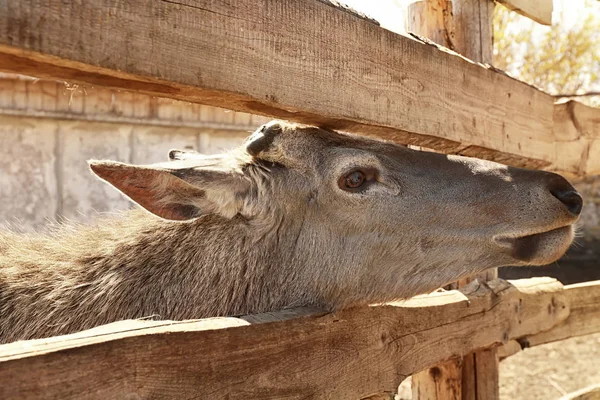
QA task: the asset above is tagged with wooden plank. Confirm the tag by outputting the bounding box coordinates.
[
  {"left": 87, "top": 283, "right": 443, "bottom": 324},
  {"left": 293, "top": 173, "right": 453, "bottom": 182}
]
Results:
[
  {"left": 452, "top": 0, "right": 494, "bottom": 64},
  {"left": 406, "top": 0, "right": 456, "bottom": 49},
  {"left": 0, "top": 278, "right": 569, "bottom": 400},
  {"left": 498, "top": 280, "right": 600, "bottom": 359},
  {"left": 462, "top": 270, "right": 500, "bottom": 400},
  {"left": 461, "top": 354, "right": 477, "bottom": 400},
  {"left": 473, "top": 348, "right": 499, "bottom": 398},
  {"left": 496, "top": 339, "right": 522, "bottom": 359},
  {"left": 408, "top": 2, "right": 499, "bottom": 398},
  {"left": 0, "top": 0, "right": 560, "bottom": 171},
  {"left": 496, "top": 0, "right": 553, "bottom": 25},
  {"left": 522, "top": 280, "right": 600, "bottom": 346},
  {"left": 552, "top": 101, "right": 600, "bottom": 177},
  {"left": 413, "top": 273, "right": 502, "bottom": 400},
  {"left": 412, "top": 361, "right": 462, "bottom": 399}
]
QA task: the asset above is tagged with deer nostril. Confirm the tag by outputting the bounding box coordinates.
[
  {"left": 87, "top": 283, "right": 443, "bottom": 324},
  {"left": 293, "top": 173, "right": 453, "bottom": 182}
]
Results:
[
  {"left": 545, "top": 173, "right": 582, "bottom": 217},
  {"left": 551, "top": 189, "right": 583, "bottom": 216}
]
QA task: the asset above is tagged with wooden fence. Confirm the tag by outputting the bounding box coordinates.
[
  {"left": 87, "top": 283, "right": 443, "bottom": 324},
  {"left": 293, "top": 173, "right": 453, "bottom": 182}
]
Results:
[
  {"left": 0, "top": 278, "right": 599, "bottom": 399},
  {"left": 0, "top": 0, "right": 599, "bottom": 399},
  {"left": 0, "top": 0, "right": 599, "bottom": 176}
]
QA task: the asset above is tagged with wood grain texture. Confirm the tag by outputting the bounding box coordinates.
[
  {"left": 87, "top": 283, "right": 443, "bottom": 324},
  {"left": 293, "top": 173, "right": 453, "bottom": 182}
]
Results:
[
  {"left": 552, "top": 101, "right": 600, "bottom": 177},
  {"left": 0, "top": 0, "right": 560, "bottom": 170},
  {"left": 462, "top": 269, "right": 500, "bottom": 400},
  {"left": 412, "top": 360, "right": 463, "bottom": 399},
  {"left": 473, "top": 348, "right": 499, "bottom": 399},
  {"left": 496, "top": 0, "right": 553, "bottom": 25},
  {"left": 498, "top": 280, "right": 600, "bottom": 359},
  {"left": 406, "top": 0, "right": 456, "bottom": 49},
  {"left": 452, "top": 0, "right": 494, "bottom": 64},
  {"left": 407, "top": 3, "right": 499, "bottom": 398},
  {"left": 0, "top": 278, "right": 571, "bottom": 400}
]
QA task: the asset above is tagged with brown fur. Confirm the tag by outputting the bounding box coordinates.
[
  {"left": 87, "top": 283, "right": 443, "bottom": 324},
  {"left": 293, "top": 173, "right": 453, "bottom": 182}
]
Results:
[{"left": 0, "top": 121, "right": 580, "bottom": 343}]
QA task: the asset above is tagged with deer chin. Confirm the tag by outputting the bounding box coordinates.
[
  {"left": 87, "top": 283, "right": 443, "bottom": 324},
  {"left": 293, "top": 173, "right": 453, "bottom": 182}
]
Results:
[{"left": 495, "top": 225, "right": 575, "bottom": 265}]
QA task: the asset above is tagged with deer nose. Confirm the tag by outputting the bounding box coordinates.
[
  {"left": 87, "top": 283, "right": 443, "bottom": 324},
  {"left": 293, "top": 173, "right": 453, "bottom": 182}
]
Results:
[
  {"left": 547, "top": 174, "right": 583, "bottom": 216},
  {"left": 553, "top": 190, "right": 583, "bottom": 216}
]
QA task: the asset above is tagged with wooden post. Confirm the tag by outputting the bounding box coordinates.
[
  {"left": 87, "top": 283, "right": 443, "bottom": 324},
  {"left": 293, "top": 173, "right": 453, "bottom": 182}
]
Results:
[
  {"left": 452, "top": 0, "right": 494, "bottom": 64},
  {"left": 411, "top": 361, "right": 463, "bottom": 399},
  {"left": 407, "top": 1, "right": 498, "bottom": 399},
  {"left": 406, "top": 0, "right": 456, "bottom": 50}
]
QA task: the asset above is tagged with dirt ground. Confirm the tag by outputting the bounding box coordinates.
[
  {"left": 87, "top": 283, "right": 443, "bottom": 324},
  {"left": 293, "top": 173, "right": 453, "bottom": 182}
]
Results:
[{"left": 500, "top": 333, "right": 600, "bottom": 400}]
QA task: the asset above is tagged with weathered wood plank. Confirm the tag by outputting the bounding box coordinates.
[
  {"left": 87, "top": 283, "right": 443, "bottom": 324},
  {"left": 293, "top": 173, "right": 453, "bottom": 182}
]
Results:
[
  {"left": 0, "top": 0, "right": 560, "bottom": 170},
  {"left": 496, "top": 0, "right": 553, "bottom": 25},
  {"left": 452, "top": 0, "right": 494, "bottom": 64},
  {"left": 406, "top": 0, "right": 456, "bottom": 49},
  {"left": 498, "top": 280, "right": 600, "bottom": 359},
  {"left": 408, "top": 2, "right": 499, "bottom": 397},
  {"left": 473, "top": 348, "right": 499, "bottom": 398},
  {"left": 0, "top": 278, "right": 569, "bottom": 400},
  {"left": 552, "top": 101, "right": 600, "bottom": 177},
  {"left": 412, "top": 360, "right": 463, "bottom": 399}
]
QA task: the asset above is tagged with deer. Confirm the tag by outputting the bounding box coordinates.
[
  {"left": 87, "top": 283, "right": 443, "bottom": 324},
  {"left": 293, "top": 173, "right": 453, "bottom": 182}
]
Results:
[{"left": 0, "top": 121, "right": 582, "bottom": 344}]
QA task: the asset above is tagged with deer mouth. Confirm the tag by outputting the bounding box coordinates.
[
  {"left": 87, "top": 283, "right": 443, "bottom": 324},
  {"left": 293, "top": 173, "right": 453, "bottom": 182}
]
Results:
[{"left": 495, "top": 225, "right": 575, "bottom": 265}]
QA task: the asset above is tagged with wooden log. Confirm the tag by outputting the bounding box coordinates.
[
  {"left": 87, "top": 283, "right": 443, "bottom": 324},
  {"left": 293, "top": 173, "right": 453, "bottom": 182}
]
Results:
[
  {"left": 405, "top": 0, "right": 495, "bottom": 66},
  {"left": 496, "top": 0, "right": 553, "bottom": 26},
  {"left": 552, "top": 101, "right": 600, "bottom": 178},
  {"left": 0, "top": 278, "right": 570, "bottom": 400},
  {"left": 452, "top": 0, "right": 494, "bottom": 64},
  {"left": 498, "top": 280, "right": 600, "bottom": 358},
  {"left": 0, "top": 0, "right": 563, "bottom": 171},
  {"left": 414, "top": 270, "right": 500, "bottom": 400},
  {"left": 472, "top": 348, "right": 499, "bottom": 399},
  {"left": 407, "top": 1, "right": 499, "bottom": 398},
  {"left": 406, "top": 0, "right": 456, "bottom": 49},
  {"left": 459, "top": 272, "right": 500, "bottom": 400},
  {"left": 412, "top": 361, "right": 463, "bottom": 399},
  {"left": 496, "top": 339, "right": 522, "bottom": 359}
]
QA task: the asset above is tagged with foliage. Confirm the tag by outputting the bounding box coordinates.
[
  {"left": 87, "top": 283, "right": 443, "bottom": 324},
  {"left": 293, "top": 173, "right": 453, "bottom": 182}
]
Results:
[{"left": 493, "top": 0, "right": 600, "bottom": 107}]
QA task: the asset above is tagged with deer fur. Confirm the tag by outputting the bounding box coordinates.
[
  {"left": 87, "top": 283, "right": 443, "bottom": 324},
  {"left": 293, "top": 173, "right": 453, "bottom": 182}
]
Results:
[{"left": 0, "top": 121, "right": 581, "bottom": 343}]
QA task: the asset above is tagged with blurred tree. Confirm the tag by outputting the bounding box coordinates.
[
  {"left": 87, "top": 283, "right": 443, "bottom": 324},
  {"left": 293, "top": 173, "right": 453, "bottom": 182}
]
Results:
[{"left": 493, "top": 0, "right": 600, "bottom": 107}]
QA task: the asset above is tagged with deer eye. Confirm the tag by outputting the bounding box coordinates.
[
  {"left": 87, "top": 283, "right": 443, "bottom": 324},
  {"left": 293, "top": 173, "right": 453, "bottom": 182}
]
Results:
[{"left": 339, "top": 170, "right": 366, "bottom": 191}]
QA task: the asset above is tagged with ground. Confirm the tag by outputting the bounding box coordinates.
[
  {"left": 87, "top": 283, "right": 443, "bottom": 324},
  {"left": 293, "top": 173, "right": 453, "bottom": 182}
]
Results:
[{"left": 500, "top": 333, "right": 600, "bottom": 400}]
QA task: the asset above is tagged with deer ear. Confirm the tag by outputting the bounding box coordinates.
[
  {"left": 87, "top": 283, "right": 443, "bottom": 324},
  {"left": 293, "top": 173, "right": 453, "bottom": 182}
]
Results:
[
  {"left": 168, "top": 148, "right": 200, "bottom": 161},
  {"left": 246, "top": 121, "right": 284, "bottom": 157},
  {"left": 89, "top": 160, "right": 251, "bottom": 221}
]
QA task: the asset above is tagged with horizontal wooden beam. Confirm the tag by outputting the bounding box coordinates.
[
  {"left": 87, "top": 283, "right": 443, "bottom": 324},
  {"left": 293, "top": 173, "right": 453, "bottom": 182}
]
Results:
[
  {"left": 552, "top": 101, "right": 600, "bottom": 177},
  {"left": 0, "top": 278, "right": 574, "bottom": 399},
  {"left": 499, "top": 280, "right": 600, "bottom": 359},
  {"left": 496, "top": 0, "right": 553, "bottom": 25},
  {"left": 0, "top": 0, "right": 589, "bottom": 173}
]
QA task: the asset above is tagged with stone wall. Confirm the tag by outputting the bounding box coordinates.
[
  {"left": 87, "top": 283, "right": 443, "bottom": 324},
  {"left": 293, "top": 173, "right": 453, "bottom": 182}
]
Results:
[
  {"left": 1, "top": 116, "right": 257, "bottom": 230},
  {"left": 0, "top": 75, "right": 267, "bottom": 231}
]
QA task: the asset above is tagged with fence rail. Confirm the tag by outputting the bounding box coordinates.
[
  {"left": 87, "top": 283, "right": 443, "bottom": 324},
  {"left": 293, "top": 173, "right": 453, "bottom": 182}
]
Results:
[
  {"left": 1, "top": 2, "right": 599, "bottom": 399},
  {"left": 0, "top": 0, "right": 598, "bottom": 176},
  {"left": 1, "top": 278, "right": 598, "bottom": 400}
]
